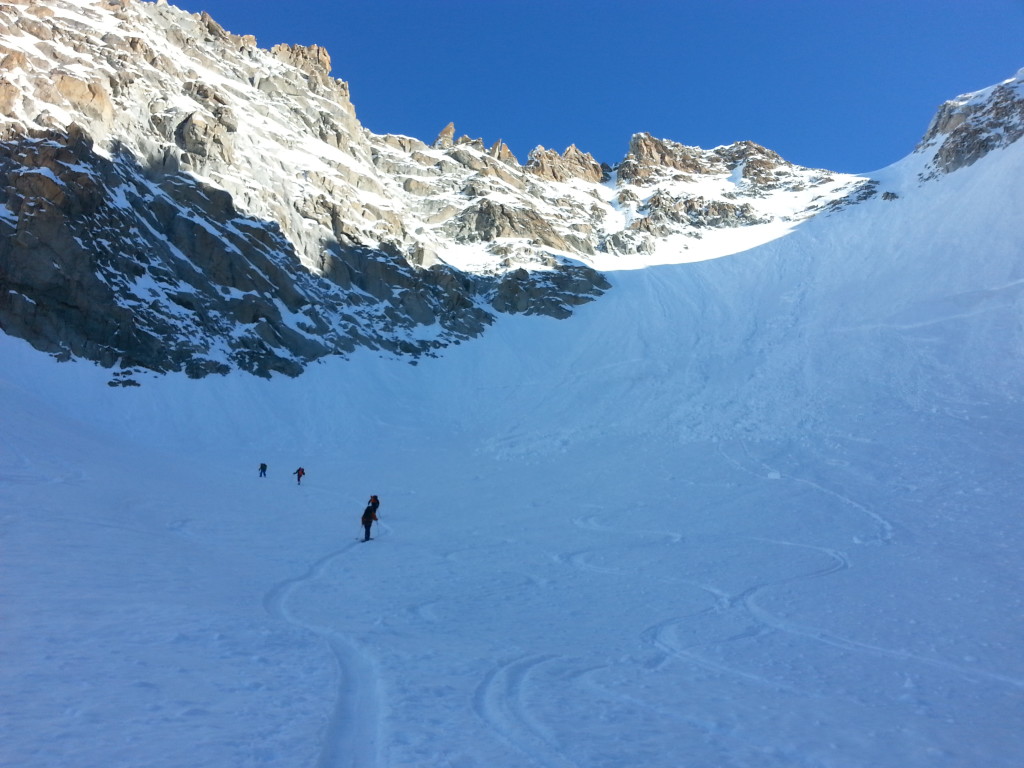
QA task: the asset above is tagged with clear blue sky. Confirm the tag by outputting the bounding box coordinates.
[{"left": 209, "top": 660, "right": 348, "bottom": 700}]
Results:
[{"left": 170, "top": 0, "right": 1024, "bottom": 173}]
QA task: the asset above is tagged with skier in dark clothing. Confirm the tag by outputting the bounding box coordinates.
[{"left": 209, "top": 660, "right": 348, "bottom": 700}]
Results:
[
  {"left": 293, "top": 467, "right": 305, "bottom": 485},
  {"left": 259, "top": 462, "right": 267, "bottom": 477},
  {"left": 361, "top": 496, "right": 379, "bottom": 541}
]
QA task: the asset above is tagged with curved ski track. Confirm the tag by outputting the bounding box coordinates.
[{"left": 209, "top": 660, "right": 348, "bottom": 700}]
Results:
[
  {"left": 717, "top": 441, "right": 897, "bottom": 545},
  {"left": 567, "top": 511, "right": 1024, "bottom": 699},
  {"left": 473, "top": 654, "right": 582, "bottom": 768},
  {"left": 263, "top": 542, "right": 382, "bottom": 768}
]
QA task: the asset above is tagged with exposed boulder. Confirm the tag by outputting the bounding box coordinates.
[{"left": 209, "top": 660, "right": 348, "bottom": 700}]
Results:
[
  {"left": 604, "top": 229, "right": 653, "bottom": 255},
  {"left": 174, "top": 111, "right": 233, "bottom": 162},
  {"left": 52, "top": 73, "right": 115, "bottom": 128}
]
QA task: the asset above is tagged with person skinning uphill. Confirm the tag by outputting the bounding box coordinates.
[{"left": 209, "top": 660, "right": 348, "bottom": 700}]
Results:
[
  {"left": 293, "top": 467, "right": 305, "bottom": 485},
  {"left": 361, "top": 495, "right": 380, "bottom": 541}
]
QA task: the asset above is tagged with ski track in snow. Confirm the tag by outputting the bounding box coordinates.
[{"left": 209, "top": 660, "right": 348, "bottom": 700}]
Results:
[
  {"left": 708, "top": 446, "right": 1024, "bottom": 689},
  {"left": 566, "top": 514, "right": 830, "bottom": 694},
  {"left": 570, "top": 661, "right": 728, "bottom": 739},
  {"left": 833, "top": 276, "right": 1024, "bottom": 333},
  {"left": 738, "top": 548, "right": 1024, "bottom": 692},
  {"left": 718, "top": 441, "right": 897, "bottom": 545},
  {"left": 656, "top": 540, "right": 853, "bottom": 696},
  {"left": 568, "top": 505, "right": 1024, "bottom": 701},
  {"left": 263, "top": 545, "right": 382, "bottom": 768},
  {"left": 472, "top": 654, "right": 582, "bottom": 768}
]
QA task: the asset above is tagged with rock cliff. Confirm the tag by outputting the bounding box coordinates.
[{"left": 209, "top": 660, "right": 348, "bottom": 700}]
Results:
[{"left": 919, "top": 67, "right": 1024, "bottom": 176}]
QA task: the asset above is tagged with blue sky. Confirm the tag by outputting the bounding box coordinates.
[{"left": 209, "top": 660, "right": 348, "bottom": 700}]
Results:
[{"left": 170, "top": 0, "right": 1024, "bottom": 173}]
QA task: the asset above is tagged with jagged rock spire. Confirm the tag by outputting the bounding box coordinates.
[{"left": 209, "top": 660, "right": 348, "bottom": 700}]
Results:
[{"left": 433, "top": 122, "right": 455, "bottom": 149}]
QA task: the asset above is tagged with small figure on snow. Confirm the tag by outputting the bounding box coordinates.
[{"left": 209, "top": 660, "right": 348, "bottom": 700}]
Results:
[
  {"left": 293, "top": 467, "right": 305, "bottom": 485},
  {"left": 259, "top": 462, "right": 267, "bottom": 478},
  {"left": 361, "top": 497, "right": 379, "bottom": 541}
]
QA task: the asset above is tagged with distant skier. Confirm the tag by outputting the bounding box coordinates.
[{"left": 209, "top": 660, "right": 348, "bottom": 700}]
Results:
[
  {"left": 259, "top": 462, "right": 267, "bottom": 478},
  {"left": 361, "top": 496, "right": 379, "bottom": 541},
  {"left": 293, "top": 467, "right": 305, "bottom": 485}
]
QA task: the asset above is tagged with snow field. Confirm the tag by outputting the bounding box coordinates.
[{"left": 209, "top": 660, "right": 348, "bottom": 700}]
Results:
[{"left": 3, "top": 138, "right": 1024, "bottom": 766}]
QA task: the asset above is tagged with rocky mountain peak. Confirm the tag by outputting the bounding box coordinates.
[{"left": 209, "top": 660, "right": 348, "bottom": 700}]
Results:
[
  {"left": 433, "top": 122, "right": 456, "bottom": 149},
  {"left": 526, "top": 144, "right": 606, "bottom": 183},
  {"left": 618, "top": 132, "right": 709, "bottom": 182},
  {"left": 487, "top": 139, "right": 519, "bottom": 166},
  {"left": 617, "top": 133, "right": 792, "bottom": 186},
  {"left": 918, "top": 68, "right": 1024, "bottom": 175},
  {"left": 3, "top": 0, "right": 1001, "bottom": 380}
]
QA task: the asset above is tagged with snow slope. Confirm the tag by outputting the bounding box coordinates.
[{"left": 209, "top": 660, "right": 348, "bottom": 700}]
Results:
[{"left": 2, "top": 141, "right": 1024, "bottom": 766}]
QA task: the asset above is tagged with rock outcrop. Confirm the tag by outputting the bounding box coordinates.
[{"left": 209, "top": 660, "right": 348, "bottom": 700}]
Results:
[
  {"left": 920, "top": 68, "right": 1024, "bottom": 175},
  {"left": 618, "top": 133, "right": 802, "bottom": 190},
  {"left": 526, "top": 145, "right": 606, "bottom": 183}
]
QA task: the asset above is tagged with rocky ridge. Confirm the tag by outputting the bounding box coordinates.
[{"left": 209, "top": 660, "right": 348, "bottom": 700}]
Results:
[
  {"left": 918, "top": 67, "right": 1024, "bottom": 177},
  {"left": 0, "top": 0, "right": 1019, "bottom": 378}
]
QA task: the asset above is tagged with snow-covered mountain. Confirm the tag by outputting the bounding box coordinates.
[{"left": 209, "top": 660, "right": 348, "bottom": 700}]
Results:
[
  {"left": 2, "top": 121, "right": 1023, "bottom": 765},
  {"left": 0, "top": 0, "right": 931, "bottom": 378},
  {"left": 3, "top": 1, "right": 1024, "bottom": 766}
]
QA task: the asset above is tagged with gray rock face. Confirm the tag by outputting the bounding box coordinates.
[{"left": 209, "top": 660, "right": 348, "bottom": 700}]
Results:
[
  {"left": 445, "top": 198, "right": 590, "bottom": 254},
  {"left": 634, "top": 191, "right": 767, "bottom": 237},
  {"left": 0, "top": 124, "right": 493, "bottom": 377},
  {"left": 487, "top": 265, "right": 610, "bottom": 319},
  {"left": 919, "top": 70, "right": 1024, "bottom": 175}
]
